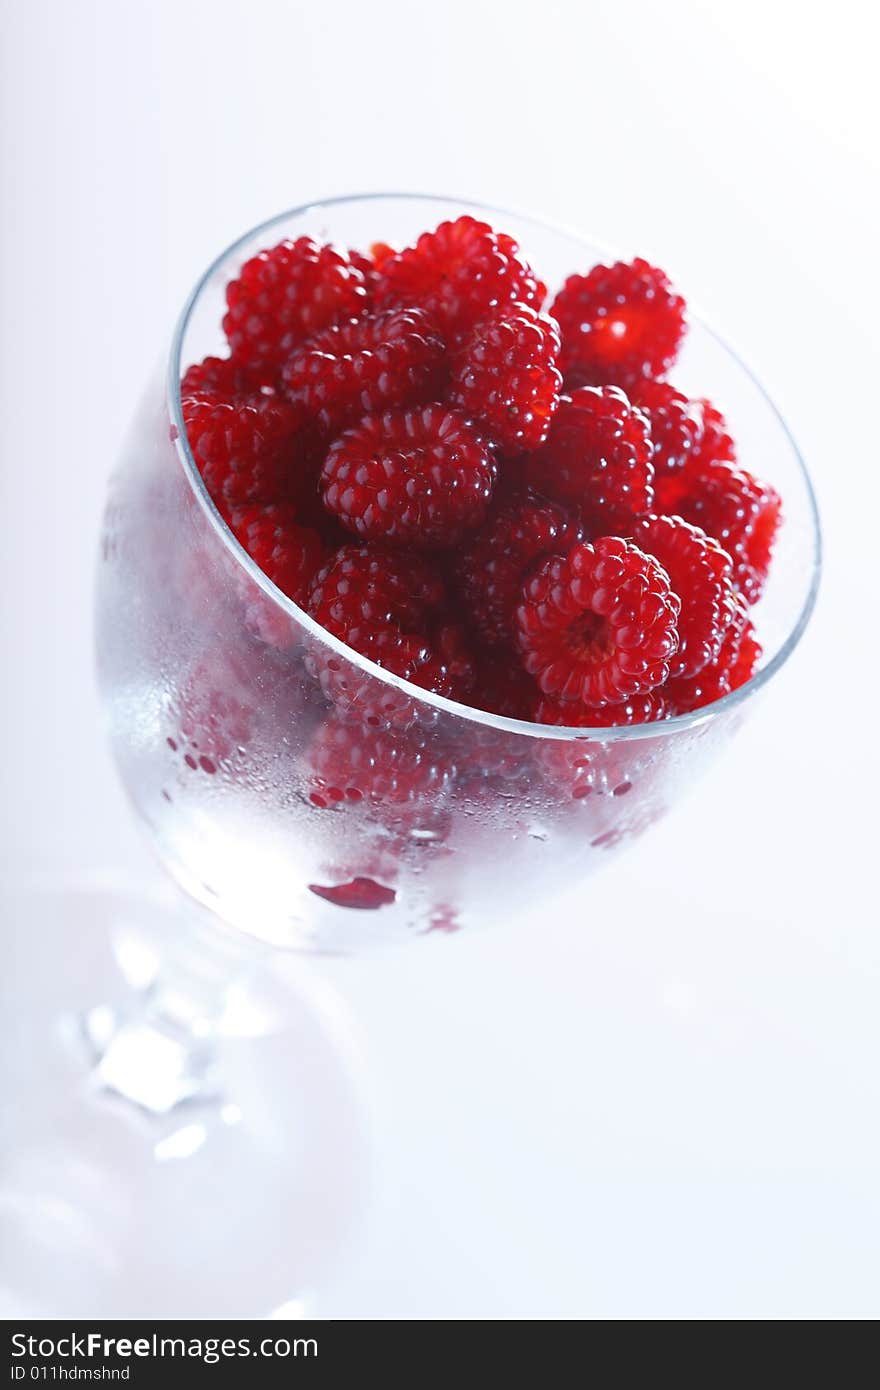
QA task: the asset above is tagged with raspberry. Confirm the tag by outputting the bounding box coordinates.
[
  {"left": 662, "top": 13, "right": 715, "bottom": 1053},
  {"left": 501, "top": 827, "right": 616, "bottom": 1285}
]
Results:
[
  {"left": 168, "top": 650, "right": 255, "bottom": 771},
  {"left": 631, "top": 514, "right": 736, "bottom": 677},
  {"left": 537, "top": 692, "right": 667, "bottom": 802},
  {"left": 535, "top": 690, "right": 667, "bottom": 726},
  {"left": 652, "top": 397, "right": 737, "bottom": 513},
  {"left": 280, "top": 306, "right": 446, "bottom": 434},
  {"left": 307, "top": 542, "right": 445, "bottom": 633},
  {"left": 470, "top": 653, "right": 539, "bottom": 720},
  {"left": 223, "top": 238, "right": 369, "bottom": 368},
  {"left": 515, "top": 536, "right": 680, "bottom": 706},
  {"left": 414, "top": 622, "right": 476, "bottom": 701},
  {"left": 659, "top": 459, "right": 782, "bottom": 605},
  {"left": 181, "top": 355, "right": 274, "bottom": 401},
  {"left": 320, "top": 404, "right": 496, "bottom": 547},
  {"left": 454, "top": 671, "right": 546, "bottom": 787},
  {"left": 305, "top": 544, "right": 470, "bottom": 725},
  {"left": 348, "top": 243, "right": 395, "bottom": 294},
  {"left": 666, "top": 593, "right": 760, "bottom": 713},
  {"left": 182, "top": 393, "right": 307, "bottom": 507},
  {"left": 526, "top": 386, "right": 654, "bottom": 527},
  {"left": 376, "top": 216, "right": 546, "bottom": 344},
  {"left": 308, "top": 716, "right": 453, "bottom": 809},
  {"left": 691, "top": 397, "right": 736, "bottom": 467},
  {"left": 457, "top": 490, "right": 582, "bottom": 646},
  {"left": 227, "top": 502, "right": 324, "bottom": 605},
  {"left": 448, "top": 303, "right": 562, "bottom": 451},
  {"left": 632, "top": 380, "right": 701, "bottom": 476},
  {"left": 551, "top": 257, "right": 686, "bottom": 389}
]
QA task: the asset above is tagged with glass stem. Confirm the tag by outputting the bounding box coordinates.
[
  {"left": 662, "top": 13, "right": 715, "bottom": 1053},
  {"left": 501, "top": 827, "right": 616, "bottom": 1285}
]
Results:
[{"left": 79, "top": 902, "right": 263, "bottom": 1116}]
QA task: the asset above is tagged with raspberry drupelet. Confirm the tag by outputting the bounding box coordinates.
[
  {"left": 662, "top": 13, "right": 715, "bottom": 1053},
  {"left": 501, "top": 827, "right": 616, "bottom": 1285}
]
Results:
[
  {"left": 223, "top": 238, "right": 369, "bottom": 369},
  {"left": 320, "top": 404, "right": 496, "bottom": 547},
  {"left": 280, "top": 306, "right": 447, "bottom": 435},
  {"left": 515, "top": 536, "right": 681, "bottom": 707},
  {"left": 448, "top": 303, "right": 563, "bottom": 452},
  {"left": 526, "top": 386, "right": 654, "bottom": 528},
  {"left": 376, "top": 216, "right": 547, "bottom": 345},
  {"left": 551, "top": 257, "right": 686, "bottom": 389}
]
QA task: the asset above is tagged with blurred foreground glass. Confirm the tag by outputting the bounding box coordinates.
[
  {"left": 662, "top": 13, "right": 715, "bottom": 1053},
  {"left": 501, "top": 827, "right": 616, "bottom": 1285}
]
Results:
[{"left": 2, "top": 196, "right": 819, "bottom": 1316}]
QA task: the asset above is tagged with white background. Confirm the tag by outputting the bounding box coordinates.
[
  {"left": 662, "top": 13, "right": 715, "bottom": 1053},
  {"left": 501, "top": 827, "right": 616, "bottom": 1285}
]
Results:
[{"left": 2, "top": 0, "right": 880, "bottom": 1317}]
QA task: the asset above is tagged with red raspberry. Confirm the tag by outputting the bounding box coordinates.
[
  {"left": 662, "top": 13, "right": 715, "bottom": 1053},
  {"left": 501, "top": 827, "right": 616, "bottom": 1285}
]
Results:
[
  {"left": 413, "top": 622, "right": 477, "bottom": 701},
  {"left": 551, "top": 257, "right": 686, "bottom": 389},
  {"left": 526, "top": 386, "right": 654, "bottom": 528},
  {"left": 305, "top": 544, "right": 470, "bottom": 725},
  {"left": 535, "top": 690, "right": 667, "bottom": 726},
  {"left": 537, "top": 692, "right": 667, "bottom": 802},
  {"left": 691, "top": 397, "right": 736, "bottom": 467},
  {"left": 167, "top": 650, "right": 256, "bottom": 772},
  {"left": 515, "top": 536, "right": 680, "bottom": 706},
  {"left": 181, "top": 355, "right": 274, "bottom": 400},
  {"left": 308, "top": 716, "right": 454, "bottom": 809},
  {"left": 457, "top": 491, "right": 583, "bottom": 646},
  {"left": 347, "top": 248, "right": 379, "bottom": 294},
  {"left": 653, "top": 396, "right": 737, "bottom": 513},
  {"left": 182, "top": 394, "right": 307, "bottom": 507},
  {"left": 376, "top": 216, "right": 547, "bottom": 345},
  {"left": 471, "top": 653, "right": 539, "bottom": 720},
  {"left": 666, "top": 593, "right": 761, "bottom": 713},
  {"left": 631, "top": 514, "right": 736, "bottom": 678},
  {"left": 223, "top": 238, "right": 369, "bottom": 368},
  {"left": 728, "top": 626, "right": 762, "bottom": 688},
  {"left": 659, "top": 459, "right": 782, "bottom": 605},
  {"left": 348, "top": 243, "right": 395, "bottom": 295},
  {"left": 454, "top": 662, "right": 547, "bottom": 787},
  {"left": 632, "top": 380, "right": 702, "bottom": 476},
  {"left": 227, "top": 502, "right": 324, "bottom": 605},
  {"left": 307, "top": 542, "right": 445, "bottom": 633},
  {"left": 320, "top": 404, "right": 496, "bottom": 547},
  {"left": 448, "top": 303, "right": 562, "bottom": 452},
  {"left": 280, "top": 306, "right": 446, "bottom": 434}
]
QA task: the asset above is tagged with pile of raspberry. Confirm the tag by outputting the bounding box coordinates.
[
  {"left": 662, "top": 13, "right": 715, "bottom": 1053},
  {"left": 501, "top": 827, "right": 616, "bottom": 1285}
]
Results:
[{"left": 181, "top": 217, "right": 780, "bottom": 730}]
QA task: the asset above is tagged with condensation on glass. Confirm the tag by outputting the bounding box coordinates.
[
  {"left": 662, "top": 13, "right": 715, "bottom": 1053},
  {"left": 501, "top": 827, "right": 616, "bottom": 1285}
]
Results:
[{"left": 96, "top": 196, "right": 820, "bottom": 952}]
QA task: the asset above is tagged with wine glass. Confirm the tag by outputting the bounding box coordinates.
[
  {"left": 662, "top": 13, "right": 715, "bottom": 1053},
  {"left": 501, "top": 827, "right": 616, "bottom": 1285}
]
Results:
[{"left": 0, "top": 194, "right": 820, "bottom": 1316}]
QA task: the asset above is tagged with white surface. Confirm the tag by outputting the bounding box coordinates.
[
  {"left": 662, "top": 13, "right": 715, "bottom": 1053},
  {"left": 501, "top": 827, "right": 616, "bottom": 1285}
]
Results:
[
  {"left": 1, "top": 884, "right": 370, "bottom": 1318},
  {"left": 2, "top": 0, "right": 879, "bottom": 1318}
]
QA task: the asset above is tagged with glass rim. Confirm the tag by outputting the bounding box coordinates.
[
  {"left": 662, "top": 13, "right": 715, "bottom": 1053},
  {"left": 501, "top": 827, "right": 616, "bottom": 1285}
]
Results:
[{"left": 167, "top": 190, "right": 822, "bottom": 745}]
